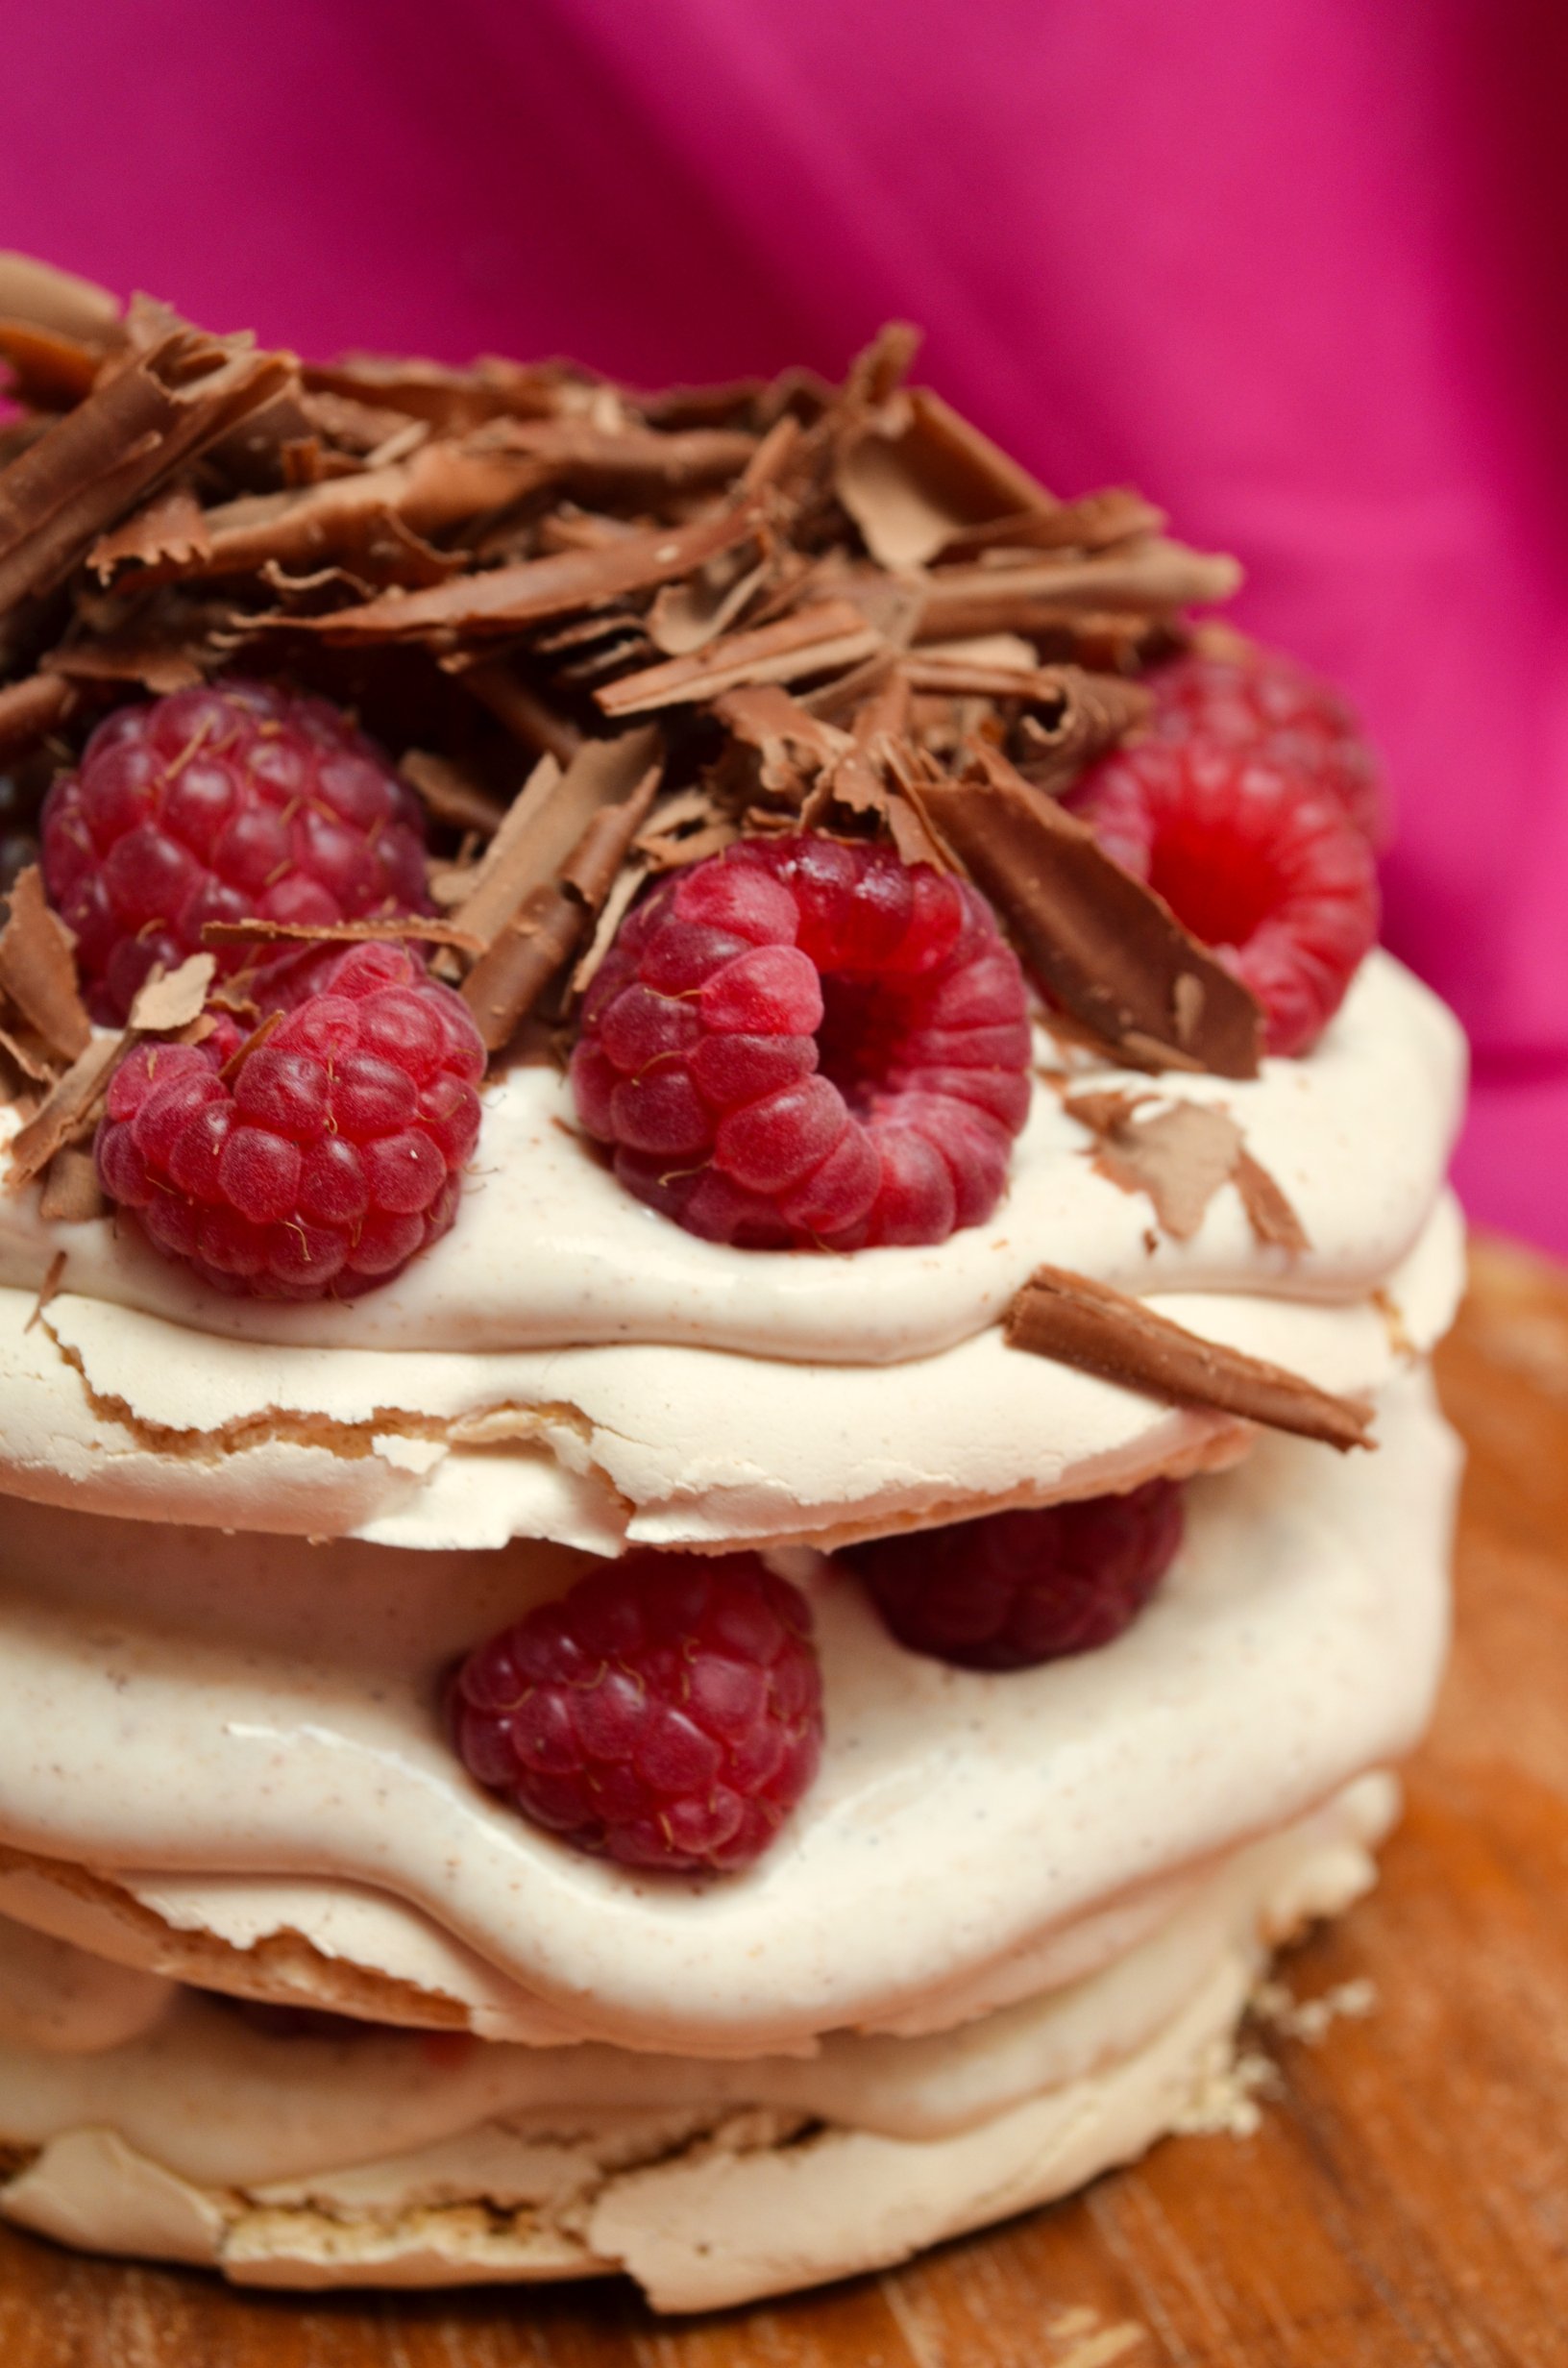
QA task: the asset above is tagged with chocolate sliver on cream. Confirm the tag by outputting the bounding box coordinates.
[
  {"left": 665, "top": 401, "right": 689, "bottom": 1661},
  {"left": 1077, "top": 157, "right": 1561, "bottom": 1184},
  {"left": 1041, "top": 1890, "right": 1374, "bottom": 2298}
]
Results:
[
  {"left": 1065, "top": 1090, "right": 1311, "bottom": 1252},
  {"left": 1006, "top": 1264, "right": 1371, "bottom": 1452},
  {"left": 916, "top": 743, "right": 1263, "bottom": 1079},
  {"left": 0, "top": 866, "right": 90, "bottom": 1066}
]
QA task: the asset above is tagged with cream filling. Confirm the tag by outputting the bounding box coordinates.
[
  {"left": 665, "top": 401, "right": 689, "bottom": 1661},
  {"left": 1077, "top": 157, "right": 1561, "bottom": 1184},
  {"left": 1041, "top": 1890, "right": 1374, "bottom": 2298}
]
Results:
[
  {"left": 0, "top": 1962, "right": 1254, "bottom": 2306},
  {"left": 0, "top": 1370, "right": 1457, "bottom": 2054},
  {"left": 0, "top": 1189, "right": 1464, "bottom": 1551},
  {"left": 0, "top": 951, "right": 1464, "bottom": 1367},
  {"left": 0, "top": 1774, "right": 1389, "bottom": 2178}
]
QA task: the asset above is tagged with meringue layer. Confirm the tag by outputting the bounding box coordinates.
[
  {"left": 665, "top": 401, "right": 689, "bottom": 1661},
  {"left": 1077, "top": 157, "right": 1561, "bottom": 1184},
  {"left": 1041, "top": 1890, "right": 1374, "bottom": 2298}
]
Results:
[{"left": 0, "top": 1369, "right": 1457, "bottom": 2056}]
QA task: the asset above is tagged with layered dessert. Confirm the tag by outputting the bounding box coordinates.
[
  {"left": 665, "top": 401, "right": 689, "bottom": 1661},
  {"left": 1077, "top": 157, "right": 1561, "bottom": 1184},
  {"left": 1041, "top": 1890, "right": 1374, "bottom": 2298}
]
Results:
[{"left": 0, "top": 262, "right": 1465, "bottom": 2309}]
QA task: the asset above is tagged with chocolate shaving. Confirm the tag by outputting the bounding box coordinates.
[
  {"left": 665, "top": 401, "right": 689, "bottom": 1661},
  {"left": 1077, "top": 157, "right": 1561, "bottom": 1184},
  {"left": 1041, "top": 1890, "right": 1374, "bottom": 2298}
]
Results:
[
  {"left": 88, "top": 481, "right": 211, "bottom": 579},
  {"left": 48, "top": 627, "right": 205, "bottom": 696},
  {"left": 646, "top": 544, "right": 770, "bottom": 656},
  {"left": 1066, "top": 1092, "right": 1245, "bottom": 1241},
  {"left": 203, "top": 915, "right": 486, "bottom": 954},
  {"left": 0, "top": 866, "right": 90, "bottom": 1063},
  {"left": 0, "top": 253, "right": 122, "bottom": 345},
  {"left": 1005, "top": 1264, "right": 1371, "bottom": 1451},
  {"left": 399, "top": 750, "right": 509, "bottom": 838},
  {"left": 0, "top": 315, "right": 295, "bottom": 614},
  {"left": 7, "top": 1033, "right": 124, "bottom": 1187},
  {"left": 937, "top": 488, "right": 1166, "bottom": 563},
  {"left": 914, "top": 742, "right": 1262, "bottom": 1078},
  {"left": 282, "top": 501, "right": 763, "bottom": 645},
  {"left": 38, "top": 1145, "right": 107, "bottom": 1224},
  {"left": 837, "top": 386, "right": 1058, "bottom": 570},
  {"left": 460, "top": 744, "right": 662, "bottom": 1049},
  {"left": 596, "top": 601, "right": 882, "bottom": 717},
  {"left": 126, "top": 952, "right": 216, "bottom": 1032},
  {"left": 915, "top": 540, "right": 1242, "bottom": 641},
  {"left": 1235, "top": 1148, "right": 1311, "bottom": 1253},
  {"left": 0, "top": 669, "right": 74, "bottom": 756}
]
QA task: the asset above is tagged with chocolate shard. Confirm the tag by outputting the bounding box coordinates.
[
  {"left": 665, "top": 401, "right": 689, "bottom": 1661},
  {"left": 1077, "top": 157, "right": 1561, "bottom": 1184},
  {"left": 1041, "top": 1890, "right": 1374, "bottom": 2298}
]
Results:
[
  {"left": 0, "top": 316, "right": 295, "bottom": 616},
  {"left": 0, "top": 866, "right": 90, "bottom": 1064},
  {"left": 915, "top": 539, "right": 1242, "bottom": 641},
  {"left": 1235, "top": 1147, "right": 1311, "bottom": 1253},
  {"left": 282, "top": 501, "right": 763, "bottom": 645},
  {"left": 203, "top": 915, "right": 486, "bottom": 954},
  {"left": 37, "top": 1143, "right": 108, "bottom": 1223},
  {"left": 1007, "top": 667, "right": 1154, "bottom": 793},
  {"left": 1064, "top": 1087, "right": 1308, "bottom": 1252},
  {"left": 1005, "top": 1264, "right": 1371, "bottom": 1451},
  {"left": 88, "top": 481, "right": 211, "bottom": 580},
  {"left": 1066, "top": 1092, "right": 1244, "bottom": 1242},
  {"left": 126, "top": 952, "right": 216, "bottom": 1032},
  {"left": 460, "top": 747, "right": 663, "bottom": 1050},
  {"left": 6, "top": 1033, "right": 125, "bottom": 1188},
  {"left": 937, "top": 487, "right": 1167, "bottom": 563},
  {"left": 914, "top": 742, "right": 1262, "bottom": 1079},
  {"left": 595, "top": 600, "right": 883, "bottom": 717},
  {"left": 398, "top": 750, "right": 509, "bottom": 838},
  {"left": 0, "top": 254, "right": 122, "bottom": 346},
  {"left": 837, "top": 385, "right": 1058, "bottom": 571},
  {"left": 0, "top": 670, "right": 74, "bottom": 757}
]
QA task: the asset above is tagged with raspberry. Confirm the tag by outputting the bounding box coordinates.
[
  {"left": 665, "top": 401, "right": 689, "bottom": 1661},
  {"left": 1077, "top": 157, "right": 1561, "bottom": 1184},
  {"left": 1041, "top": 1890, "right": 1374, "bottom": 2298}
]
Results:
[
  {"left": 1146, "top": 644, "right": 1383, "bottom": 840},
  {"left": 95, "top": 942, "right": 484, "bottom": 1299},
  {"left": 40, "top": 679, "right": 431, "bottom": 1024},
  {"left": 570, "top": 837, "right": 1032, "bottom": 1249},
  {"left": 1069, "top": 742, "right": 1378, "bottom": 1057},
  {"left": 452, "top": 1552, "right": 823, "bottom": 1873},
  {"left": 840, "top": 1480, "right": 1184, "bottom": 1671}
]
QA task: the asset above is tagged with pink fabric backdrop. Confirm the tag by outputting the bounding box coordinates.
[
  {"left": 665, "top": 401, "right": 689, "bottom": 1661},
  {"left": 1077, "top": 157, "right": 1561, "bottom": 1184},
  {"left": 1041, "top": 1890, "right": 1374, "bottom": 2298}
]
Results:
[{"left": 2, "top": 0, "right": 1563, "bottom": 1247}]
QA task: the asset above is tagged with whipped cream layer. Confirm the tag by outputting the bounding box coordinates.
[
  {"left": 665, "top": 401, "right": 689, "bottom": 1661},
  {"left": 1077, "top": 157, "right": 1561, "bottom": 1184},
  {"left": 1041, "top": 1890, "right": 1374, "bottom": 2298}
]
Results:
[
  {"left": 0, "top": 952, "right": 1463, "bottom": 1367},
  {"left": 0, "top": 1780, "right": 1390, "bottom": 2161},
  {"left": 0, "top": 1372, "right": 1457, "bottom": 2054},
  {"left": 0, "top": 1191, "right": 1464, "bottom": 1550}
]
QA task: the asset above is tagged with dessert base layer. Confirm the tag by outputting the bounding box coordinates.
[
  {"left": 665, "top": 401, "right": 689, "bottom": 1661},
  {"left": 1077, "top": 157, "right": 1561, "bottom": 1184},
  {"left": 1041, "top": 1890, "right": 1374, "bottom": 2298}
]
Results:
[
  {"left": 0, "top": 1369, "right": 1458, "bottom": 2052},
  {"left": 0, "top": 1775, "right": 1391, "bottom": 2310}
]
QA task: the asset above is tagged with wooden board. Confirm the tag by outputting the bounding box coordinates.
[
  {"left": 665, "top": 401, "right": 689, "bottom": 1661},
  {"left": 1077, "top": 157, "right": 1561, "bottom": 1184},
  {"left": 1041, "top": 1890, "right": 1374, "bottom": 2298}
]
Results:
[{"left": 2, "top": 1230, "right": 1566, "bottom": 2366}]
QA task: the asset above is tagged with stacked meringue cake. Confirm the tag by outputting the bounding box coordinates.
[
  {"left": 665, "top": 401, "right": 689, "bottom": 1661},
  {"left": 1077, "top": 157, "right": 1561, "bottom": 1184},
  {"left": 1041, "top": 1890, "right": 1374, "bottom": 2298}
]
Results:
[{"left": 0, "top": 264, "right": 1464, "bottom": 2311}]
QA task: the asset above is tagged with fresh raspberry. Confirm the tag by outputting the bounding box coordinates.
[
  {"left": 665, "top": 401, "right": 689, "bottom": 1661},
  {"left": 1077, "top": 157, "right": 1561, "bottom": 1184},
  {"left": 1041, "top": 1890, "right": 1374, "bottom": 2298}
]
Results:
[
  {"left": 95, "top": 942, "right": 484, "bottom": 1299},
  {"left": 40, "top": 679, "right": 431, "bottom": 1024},
  {"left": 1069, "top": 742, "right": 1378, "bottom": 1057},
  {"left": 1146, "top": 644, "right": 1383, "bottom": 840},
  {"left": 840, "top": 1480, "right": 1184, "bottom": 1672},
  {"left": 570, "top": 837, "right": 1032, "bottom": 1250},
  {"left": 452, "top": 1552, "right": 823, "bottom": 1874}
]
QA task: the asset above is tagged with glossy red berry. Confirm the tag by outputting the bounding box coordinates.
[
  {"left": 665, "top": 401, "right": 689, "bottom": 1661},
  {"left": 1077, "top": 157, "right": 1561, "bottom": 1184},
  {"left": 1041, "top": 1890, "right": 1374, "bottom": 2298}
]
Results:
[
  {"left": 1147, "top": 643, "right": 1383, "bottom": 840},
  {"left": 840, "top": 1481, "right": 1184, "bottom": 1671},
  {"left": 570, "top": 836, "right": 1032, "bottom": 1249},
  {"left": 1070, "top": 742, "right": 1378, "bottom": 1057},
  {"left": 41, "top": 679, "right": 431, "bottom": 1023},
  {"left": 95, "top": 942, "right": 484, "bottom": 1299},
  {"left": 452, "top": 1552, "right": 824, "bottom": 1873}
]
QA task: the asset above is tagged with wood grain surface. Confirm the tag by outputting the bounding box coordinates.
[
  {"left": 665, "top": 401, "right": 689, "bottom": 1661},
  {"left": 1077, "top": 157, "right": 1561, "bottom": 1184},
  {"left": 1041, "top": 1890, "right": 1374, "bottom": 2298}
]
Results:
[{"left": 2, "top": 1230, "right": 1565, "bottom": 2367}]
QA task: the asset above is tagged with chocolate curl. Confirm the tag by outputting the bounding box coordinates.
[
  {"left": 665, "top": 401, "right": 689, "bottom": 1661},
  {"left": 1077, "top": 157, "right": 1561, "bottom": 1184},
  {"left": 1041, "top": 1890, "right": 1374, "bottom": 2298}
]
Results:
[
  {"left": 0, "top": 315, "right": 296, "bottom": 615},
  {"left": 455, "top": 729, "right": 663, "bottom": 1049},
  {"left": 913, "top": 741, "right": 1262, "bottom": 1079},
  {"left": 0, "top": 670, "right": 74, "bottom": 757},
  {"left": 595, "top": 600, "right": 883, "bottom": 717},
  {"left": 0, "top": 867, "right": 90, "bottom": 1065},
  {"left": 915, "top": 539, "right": 1242, "bottom": 641},
  {"left": 837, "top": 385, "right": 1059, "bottom": 570},
  {"left": 1006, "top": 1265, "right": 1371, "bottom": 1452},
  {"left": 284, "top": 501, "right": 764, "bottom": 645}
]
